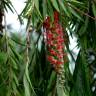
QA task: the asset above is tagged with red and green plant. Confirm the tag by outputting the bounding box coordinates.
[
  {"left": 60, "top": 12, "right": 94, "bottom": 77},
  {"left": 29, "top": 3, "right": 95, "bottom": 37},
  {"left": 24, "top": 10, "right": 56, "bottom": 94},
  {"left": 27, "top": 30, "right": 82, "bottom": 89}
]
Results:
[{"left": 0, "top": 0, "right": 96, "bottom": 96}]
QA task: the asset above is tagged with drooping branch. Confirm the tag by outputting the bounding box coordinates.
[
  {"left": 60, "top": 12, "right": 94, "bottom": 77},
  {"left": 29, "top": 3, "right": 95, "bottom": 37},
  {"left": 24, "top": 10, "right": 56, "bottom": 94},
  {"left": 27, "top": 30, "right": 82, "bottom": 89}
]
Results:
[{"left": 0, "top": 2, "right": 4, "bottom": 36}]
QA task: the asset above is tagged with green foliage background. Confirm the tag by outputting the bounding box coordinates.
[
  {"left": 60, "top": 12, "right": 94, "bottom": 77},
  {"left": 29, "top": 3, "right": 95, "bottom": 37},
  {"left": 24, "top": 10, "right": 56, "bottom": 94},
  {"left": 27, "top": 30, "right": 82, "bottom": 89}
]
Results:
[{"left": 0, "top": 0, "right": 96, "bottom": 96}]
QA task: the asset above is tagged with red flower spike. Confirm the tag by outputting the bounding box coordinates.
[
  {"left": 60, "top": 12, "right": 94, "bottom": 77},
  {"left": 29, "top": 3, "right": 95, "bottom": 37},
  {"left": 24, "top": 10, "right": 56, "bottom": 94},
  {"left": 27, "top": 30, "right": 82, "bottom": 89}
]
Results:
[
  {"left": 43, "top": 16, "right": 50, "bottom": 29},
  {"left": 54, "top": 11, "right": 59, "bottom": 23},
  {"left": 56, "top": 61, "right": 63, "bottom": 65},
  {"left": 43, "top": 11, "right": 68, "bottom": 73}
]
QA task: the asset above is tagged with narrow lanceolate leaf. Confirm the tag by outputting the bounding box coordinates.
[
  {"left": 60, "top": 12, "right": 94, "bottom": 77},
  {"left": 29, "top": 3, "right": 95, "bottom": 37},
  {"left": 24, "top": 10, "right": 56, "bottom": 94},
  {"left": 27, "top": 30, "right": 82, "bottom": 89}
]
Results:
[
  {"left": 68, "top": 6, "right": 82, "bottom": 20},
  {"left": 70, "top": 52, "right": 91, "bottom": 96},
  {"left": 24, "top": 74, "right": 31, "bottom": 96},
  {"left": 46, "top": 71, "right": 56, "bottom": 93},
  {"left": 92, "top": 2, "right": 96, "bottom": 17},
  {"left": 9, "top": 42, "right": 22, "bottom": 61},
  {"left": 10, "top": 57, "right": 18, "bottom": 69},
  {"left": 0, "top": 52, "right": 7, "bottom": 63},
  {"left": 47, "top": 0, "right": 54, "bottom": 21},
  {"left": 56, "top": 85, "right": 66, "bottom": 96},
  {"left": 34, "top": 0, "right": 39, "bottom": 11},
  {"left": 51, "top": 0, "right": 60, "bottom": 12},
  {"left": 78, "top": 16, "right": 89, "bottom": 36},
  {"left": 34, "top": 0, "right": 42, "bottom": 18},
  {"left": 24, "top": 63, "right": 36, "bottom": 96},
  {"left": 3, "top": 0, "right": 14, "bottom": 13},
  {"left": 58, "top": 0, "right": 70, "bottom": 17},
  {"left": 20, "top": 0, "right": 32, "bottom": 16},
  {"left": 43, "top": 0, "right": 47, "bottom": 18},
  {"left": 13, "top": 72, "right": 19, "bottom": 86},
  {"left": 25, "top": 64, "right": 33, "bottom": 90},
  {"left": 68, "top": 0, "right": 84, "bottom": 5}
]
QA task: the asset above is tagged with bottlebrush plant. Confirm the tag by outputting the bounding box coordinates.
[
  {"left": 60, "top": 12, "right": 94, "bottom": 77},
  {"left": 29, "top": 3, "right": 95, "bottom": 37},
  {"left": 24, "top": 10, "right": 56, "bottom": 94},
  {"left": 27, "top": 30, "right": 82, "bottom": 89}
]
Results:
[
  {"left": 43, "top": 11, "right": 69, "bottom": 95},
  {"left": 0, "top": 0, "right": 95, "bottom": 96},
  {"left": 43, "top": 11, "right": 68, "bottom": 73}
]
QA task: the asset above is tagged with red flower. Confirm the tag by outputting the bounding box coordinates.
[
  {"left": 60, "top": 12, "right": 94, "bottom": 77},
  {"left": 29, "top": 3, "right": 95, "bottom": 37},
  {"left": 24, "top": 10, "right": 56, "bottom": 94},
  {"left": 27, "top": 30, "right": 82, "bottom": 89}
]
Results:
[
  {"left": 57, "top": 53, "right": 64, "bottom": 59},
  {"left": 43, "top": 11, "right": 68, "bottom": 72},
  {"left": 54, "top": 11, "right": 59, "bottom": 23},
  {"left": 49, "top": 49, "right": 57, "bottom": 56},
  {"left": 47, "top": 55, "right": 57, "bottom": 64},
  {"left": 57, "top": 45, "right": 63, "bottom": 50},
  {"left": 47, "top": 33, "right": 53, "bottom": 40},
  {"left": 56, "top": 61, "right": 63, "bottom": 65},
  {"left": 43, "top": 16, "right": 50, "bottom": 29}
]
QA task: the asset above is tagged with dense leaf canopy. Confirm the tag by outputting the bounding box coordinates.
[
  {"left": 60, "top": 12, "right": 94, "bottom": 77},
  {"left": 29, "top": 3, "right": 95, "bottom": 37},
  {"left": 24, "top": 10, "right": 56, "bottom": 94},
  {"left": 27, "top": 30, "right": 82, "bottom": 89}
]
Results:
[{"left": 0, "top": 0, "right": 96, "bottom": 96}]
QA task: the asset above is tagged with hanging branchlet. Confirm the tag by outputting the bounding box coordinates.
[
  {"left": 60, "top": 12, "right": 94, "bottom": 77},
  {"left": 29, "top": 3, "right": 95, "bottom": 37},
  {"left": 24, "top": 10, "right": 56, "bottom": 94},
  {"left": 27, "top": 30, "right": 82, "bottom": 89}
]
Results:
[
  {"left": 26, "top": 16, "right": 32, "bottom": 64},
  {"left": 43, "top": 11, "right": 69, "bottom": 94},
  {"left": 23, "top": 16, "right": 37, "bottom": 96},
  {"left": 0, "top": 7, "right": 4, "bottom": 37}
]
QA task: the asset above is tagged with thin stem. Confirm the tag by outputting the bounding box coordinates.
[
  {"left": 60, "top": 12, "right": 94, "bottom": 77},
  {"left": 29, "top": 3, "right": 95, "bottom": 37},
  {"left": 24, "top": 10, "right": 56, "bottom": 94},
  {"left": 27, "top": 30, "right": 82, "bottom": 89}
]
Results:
[
  {"left": 26, "top": 17, "right": 31, "bottom": 65},
  {"left": 4, "top": 10, "right": 8, "bottom": 52},
  {"left": 4, "top": 10, "right": 12, "bottom": 93},
  {"left": 68, "top": 3, "right": 96, "bottom": 20},
  {"left": 26, "top": 28, "right": 30, "bottom": 65}
]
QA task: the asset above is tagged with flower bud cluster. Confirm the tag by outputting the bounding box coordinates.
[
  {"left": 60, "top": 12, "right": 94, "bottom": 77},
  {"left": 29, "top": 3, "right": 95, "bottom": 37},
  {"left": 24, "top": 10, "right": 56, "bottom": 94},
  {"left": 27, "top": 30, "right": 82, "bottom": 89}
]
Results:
[{"left": 43, "top": 11, "right": 67, "bottom": 72}]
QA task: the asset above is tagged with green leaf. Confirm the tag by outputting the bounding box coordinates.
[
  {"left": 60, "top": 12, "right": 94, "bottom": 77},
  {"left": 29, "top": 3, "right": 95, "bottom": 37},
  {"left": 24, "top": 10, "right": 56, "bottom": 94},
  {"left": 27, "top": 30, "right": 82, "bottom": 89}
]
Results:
[
  {"left": 92, "top": 2, "right": 96, "bottom": 17},
  {"left": 25, "top": 64, "right": 32, "bottom": 88},
  {"left": 58, "top": 1, "right": 70, "bottom": 17},
  {"left": 47, "top": 0, "right": 54, "bottom": 21},
  {"left": 0, "top": 52, "right": 7, "bottom": 64},
  {"left": 34, "top": 0, "right": 39, "bottom": 11},
  {"left": 24, "top": 63, "right": 36, "bottom": 96},
  {"left": 4, "top": 0, "right": 14, "bottom": 13},
  {"left": 57, "top": 87, "right": 66, "bottom": 96},
  {"left": 20, "top": 0, "right": 31, "bottom": 16},
  {"left": 13, "top": 73, "right": 19, "bottom": 86},
  {"left": 34, "top": 0, "right": 42, "bottom": 19},
  {"left": 46, "top": 71, "right": 56, "bottom": 94},
  {"left": 10, "top": 57, "right": 18, "bottom": 69},
  {"left": 24, "top": 74, "right": 31, "bottom": 96},
  {"left": 70, "top": 52, "right": 91, "bottom": 96},
  {"left": 43, "top": 0, "right": 47, "bottom": 18},
  {"left": 68, "top": 0, "right": 84, "bottom": 5},
  {"left": 9, "top": 42, "right": 22, "bottom": 61},
  {"left": 51, "top": 0, "right": 60, "bottom": 12},
  {"left": 68, "top": 6, "right": 82, "bottom": 20},
  {"left": 78, "top": 16, "right": 89, "bottom": 36}
]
